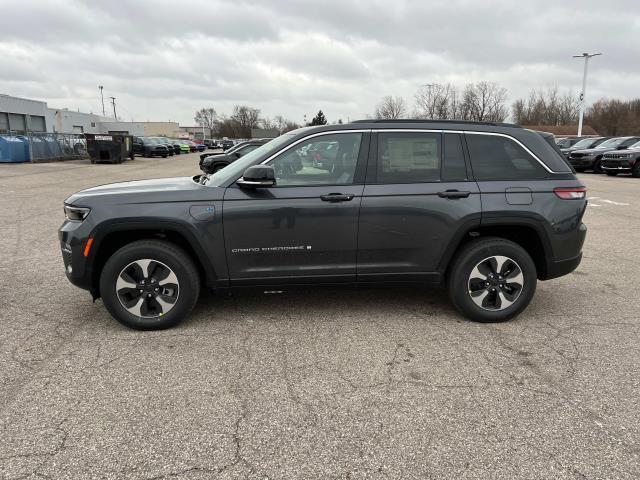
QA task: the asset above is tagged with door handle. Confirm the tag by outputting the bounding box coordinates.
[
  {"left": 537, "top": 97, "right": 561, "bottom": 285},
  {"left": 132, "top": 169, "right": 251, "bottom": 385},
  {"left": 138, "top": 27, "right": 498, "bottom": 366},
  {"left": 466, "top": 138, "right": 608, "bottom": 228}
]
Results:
[
  {"left": 320, "top": 193, "right": 355, "bottom": 202},
  {"left": 437, "top": 190, "right": 471, "bottom": 199}
]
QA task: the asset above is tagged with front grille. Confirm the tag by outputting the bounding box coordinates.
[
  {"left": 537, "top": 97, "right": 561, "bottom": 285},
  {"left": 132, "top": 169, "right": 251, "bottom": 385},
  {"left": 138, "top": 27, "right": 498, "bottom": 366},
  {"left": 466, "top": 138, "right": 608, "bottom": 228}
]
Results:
[
  {"left": 604, "top": 153, "right": 629, "bottom": 160},
  {"left": 602, "top": 160, "right": 630, "bottom": 168}
]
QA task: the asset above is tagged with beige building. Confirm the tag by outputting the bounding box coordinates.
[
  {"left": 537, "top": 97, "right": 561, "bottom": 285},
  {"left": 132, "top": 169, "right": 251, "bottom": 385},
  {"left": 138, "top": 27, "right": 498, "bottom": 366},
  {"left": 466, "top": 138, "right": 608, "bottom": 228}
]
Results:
[{"left": 99, "top": 121, "right": 180, "bottom": 137}]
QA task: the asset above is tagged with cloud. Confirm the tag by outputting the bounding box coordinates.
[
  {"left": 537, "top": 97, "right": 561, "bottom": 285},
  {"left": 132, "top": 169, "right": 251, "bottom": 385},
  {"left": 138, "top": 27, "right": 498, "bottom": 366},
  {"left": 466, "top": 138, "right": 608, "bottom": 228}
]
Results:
[{"left": 0, "top": 0, "right": 638, "bottom": 124}]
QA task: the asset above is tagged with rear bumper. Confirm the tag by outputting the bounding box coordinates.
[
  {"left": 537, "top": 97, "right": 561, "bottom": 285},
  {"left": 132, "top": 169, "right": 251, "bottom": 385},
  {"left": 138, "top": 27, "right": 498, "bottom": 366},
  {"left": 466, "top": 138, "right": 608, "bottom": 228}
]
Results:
[
  {"left": 542, "top": 223, "right": 587, "bottom": 280},
  {"left": 544, "top": 253, "right": 583, "bottom": 280}
]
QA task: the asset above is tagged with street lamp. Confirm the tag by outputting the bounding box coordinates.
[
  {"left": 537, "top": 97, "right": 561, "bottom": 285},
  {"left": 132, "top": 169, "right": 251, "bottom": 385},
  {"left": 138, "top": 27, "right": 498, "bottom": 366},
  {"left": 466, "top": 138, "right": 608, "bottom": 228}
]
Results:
[{"left": 573, "top": 52, "right": 602, "bottom": 136}]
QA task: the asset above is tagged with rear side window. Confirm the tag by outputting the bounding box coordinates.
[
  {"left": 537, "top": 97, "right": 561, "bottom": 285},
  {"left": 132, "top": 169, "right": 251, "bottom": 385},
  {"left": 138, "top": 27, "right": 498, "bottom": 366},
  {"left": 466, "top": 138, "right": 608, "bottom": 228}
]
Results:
[
  {"left": 443, "top": 133, "right": 467, "bottom": 181},
  {"left": 377, "top": 132, "right": 441, "bottom": 183},
  {"left": 466, "top": 134, "right": 547, "bottom": 180}
]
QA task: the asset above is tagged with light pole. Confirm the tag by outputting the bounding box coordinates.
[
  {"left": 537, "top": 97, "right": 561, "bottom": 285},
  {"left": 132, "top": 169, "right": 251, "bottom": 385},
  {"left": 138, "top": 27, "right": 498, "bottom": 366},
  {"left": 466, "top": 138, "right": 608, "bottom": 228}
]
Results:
[
  {"left": 109, "top": 96, "right": 117, "bottom": 121},
  {"left": 573, "top": 52, "right": 602, "bottom": 136},
  {"left": 98, "top": 85, "right": 105, "bottom": 116}
]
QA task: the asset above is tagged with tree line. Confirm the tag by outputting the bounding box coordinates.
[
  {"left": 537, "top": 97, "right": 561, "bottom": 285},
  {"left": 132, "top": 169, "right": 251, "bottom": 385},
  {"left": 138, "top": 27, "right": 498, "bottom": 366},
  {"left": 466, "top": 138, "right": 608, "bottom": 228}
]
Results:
[
  {"left": 194, "top": 107, "right": 332, "bottom": 139},
  {"left": 373, "top": 83, "right": 640, "bottom": 135}
]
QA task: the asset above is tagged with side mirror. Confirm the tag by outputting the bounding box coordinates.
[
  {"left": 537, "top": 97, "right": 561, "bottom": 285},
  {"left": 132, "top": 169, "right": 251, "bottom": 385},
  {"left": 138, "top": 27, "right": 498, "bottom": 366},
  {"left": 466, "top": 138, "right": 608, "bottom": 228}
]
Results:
[{"left": 237, "top": 165, "right": 275, "bottom": 188}]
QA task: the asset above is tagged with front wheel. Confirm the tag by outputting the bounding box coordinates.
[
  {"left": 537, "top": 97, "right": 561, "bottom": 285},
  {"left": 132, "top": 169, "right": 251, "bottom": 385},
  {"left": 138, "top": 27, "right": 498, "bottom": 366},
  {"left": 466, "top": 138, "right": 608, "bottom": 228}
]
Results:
[
  {"left": 592, "top": 158, "right": 603, "bottom": 173},
  {"left": 632, "top": 163, "right": 640, "bottom": 178},
  {"left": 448, "top": 237, "right": 537, "bottom": 323},
  {"left": 99, "top": 240, "right": 200, "bottom": 330}
]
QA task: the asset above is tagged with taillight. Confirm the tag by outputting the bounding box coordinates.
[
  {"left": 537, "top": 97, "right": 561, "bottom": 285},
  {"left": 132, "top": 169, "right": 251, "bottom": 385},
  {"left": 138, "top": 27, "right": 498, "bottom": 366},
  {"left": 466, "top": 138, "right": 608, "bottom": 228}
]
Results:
[{"left": 554, "top": 187, "right": 587, "bottom": 200}]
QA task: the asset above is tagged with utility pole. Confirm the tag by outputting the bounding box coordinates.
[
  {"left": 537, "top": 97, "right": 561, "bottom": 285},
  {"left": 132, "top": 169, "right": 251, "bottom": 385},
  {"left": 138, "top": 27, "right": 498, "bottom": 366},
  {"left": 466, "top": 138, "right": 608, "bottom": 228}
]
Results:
[
  {"left": 109, "top": 96, "right": 117, "bottom": 121},
  {"left": 573, "top": 52, "right": 602, "bottom": 136},
  {"left": 98, "top": 85, "right": 105, "bottom": 116}
]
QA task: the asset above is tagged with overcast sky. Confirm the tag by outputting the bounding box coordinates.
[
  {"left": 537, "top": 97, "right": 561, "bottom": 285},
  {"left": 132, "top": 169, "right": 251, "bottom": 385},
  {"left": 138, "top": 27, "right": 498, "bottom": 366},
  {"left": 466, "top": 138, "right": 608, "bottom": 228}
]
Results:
[{"left": 1, "top": 0, "right": 638, "bottom": 125}]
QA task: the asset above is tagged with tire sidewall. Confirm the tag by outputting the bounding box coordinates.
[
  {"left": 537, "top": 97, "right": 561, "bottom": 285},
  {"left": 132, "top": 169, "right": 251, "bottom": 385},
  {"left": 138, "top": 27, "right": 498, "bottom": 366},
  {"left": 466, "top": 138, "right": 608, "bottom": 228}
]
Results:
[
  {"left": 449, "top": 240, "right": 537, "bottom": 323},
  {"left": 100, "top": 242, "right": 199, "bottom": 330}
]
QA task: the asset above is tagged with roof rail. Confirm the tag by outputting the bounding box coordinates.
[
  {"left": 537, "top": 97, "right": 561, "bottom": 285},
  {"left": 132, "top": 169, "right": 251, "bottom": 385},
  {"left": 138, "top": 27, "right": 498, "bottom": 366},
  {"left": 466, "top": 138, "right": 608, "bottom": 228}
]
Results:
[{"left": 350, "top": 119, "right": 521, "bottom": 128}]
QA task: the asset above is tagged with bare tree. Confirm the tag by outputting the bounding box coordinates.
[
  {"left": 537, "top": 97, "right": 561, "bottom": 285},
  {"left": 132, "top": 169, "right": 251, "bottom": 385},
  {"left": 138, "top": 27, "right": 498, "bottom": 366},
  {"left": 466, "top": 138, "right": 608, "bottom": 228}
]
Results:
[
  {"left": 463, "top": 81, "right": 509, "bottom": 122},
  {"left": 194, "top": 107, "right": 217, "bottom": 138},
  {"left": 374, "top": 95, "right": 407, "bottom": 119},
  {"left": 511, "top": 87, "right": 580, "bottom": 125},
  {"left": 230, "top": 105, "right": 261, "bottom": 137},
  {"left": 585, "top": 98, "right": 640, "bottom": 136},
  {"left": 414, "top": 84, "right": 457, "bottom": 119}
]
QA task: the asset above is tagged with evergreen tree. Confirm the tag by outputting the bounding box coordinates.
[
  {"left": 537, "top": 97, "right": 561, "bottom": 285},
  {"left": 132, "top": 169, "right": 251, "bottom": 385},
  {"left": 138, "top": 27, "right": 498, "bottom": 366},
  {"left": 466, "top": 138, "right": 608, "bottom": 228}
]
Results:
[{"left": 310, "top": 110, "right": 328, "bottom": 126}]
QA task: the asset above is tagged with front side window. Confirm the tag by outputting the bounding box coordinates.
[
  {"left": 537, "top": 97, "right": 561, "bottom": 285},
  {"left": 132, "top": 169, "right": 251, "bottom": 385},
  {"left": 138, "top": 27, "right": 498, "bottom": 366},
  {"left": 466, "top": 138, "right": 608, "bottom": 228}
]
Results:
[
  {"left": 377, "top": 132, "right": 441, "bottom": 183},
  {"left": 466, "top": 134, "right": 547, "bottom": 181},
  {"left": 269, "top": 133, "right": 362, "bottom": 186}
]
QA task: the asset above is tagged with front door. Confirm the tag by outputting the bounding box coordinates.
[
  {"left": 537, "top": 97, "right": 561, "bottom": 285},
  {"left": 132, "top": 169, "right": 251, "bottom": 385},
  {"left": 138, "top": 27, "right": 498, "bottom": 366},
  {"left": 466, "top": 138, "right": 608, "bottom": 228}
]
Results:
[{"left": 223, "top": 131, "right": 369, "bottom": 285}]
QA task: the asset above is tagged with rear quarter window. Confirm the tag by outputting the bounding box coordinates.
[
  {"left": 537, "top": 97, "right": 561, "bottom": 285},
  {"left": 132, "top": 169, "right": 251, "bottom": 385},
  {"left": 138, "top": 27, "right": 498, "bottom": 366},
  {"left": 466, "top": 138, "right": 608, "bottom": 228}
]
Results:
[{"left": 466, "top": 134, "right": 548, "bottom": 181}]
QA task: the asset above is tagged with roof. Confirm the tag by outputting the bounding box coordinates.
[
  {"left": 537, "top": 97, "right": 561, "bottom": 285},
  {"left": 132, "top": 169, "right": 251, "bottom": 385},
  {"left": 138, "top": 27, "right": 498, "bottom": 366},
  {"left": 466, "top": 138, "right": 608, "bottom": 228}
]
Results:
[
  {"left": 522, "top": 125, "right": 599, "bottom": 136},
  {"left": 352, "top": 119, "right": 520, "bottom": 128}
]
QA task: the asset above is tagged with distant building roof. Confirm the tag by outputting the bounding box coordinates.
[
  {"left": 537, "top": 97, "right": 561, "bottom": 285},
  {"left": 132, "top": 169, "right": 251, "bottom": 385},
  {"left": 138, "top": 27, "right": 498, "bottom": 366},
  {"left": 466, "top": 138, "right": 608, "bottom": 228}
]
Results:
[{"left": 523, "top": 125, "right": 599, "bottom": 136}]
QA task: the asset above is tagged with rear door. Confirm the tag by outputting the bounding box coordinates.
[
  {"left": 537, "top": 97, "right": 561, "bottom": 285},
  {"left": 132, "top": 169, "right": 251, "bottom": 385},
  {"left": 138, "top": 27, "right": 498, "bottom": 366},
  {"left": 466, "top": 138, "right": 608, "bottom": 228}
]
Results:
[{"left": 357, "top": 130, "right": 481, "bottom": 282}]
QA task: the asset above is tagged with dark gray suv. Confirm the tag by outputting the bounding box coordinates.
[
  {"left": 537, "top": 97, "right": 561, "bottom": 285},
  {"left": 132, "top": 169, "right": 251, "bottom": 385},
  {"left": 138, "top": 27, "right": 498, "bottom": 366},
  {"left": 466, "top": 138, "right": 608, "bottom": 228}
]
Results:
[{"left": 59, "top": 120, "right": 587, "bottom": 329}]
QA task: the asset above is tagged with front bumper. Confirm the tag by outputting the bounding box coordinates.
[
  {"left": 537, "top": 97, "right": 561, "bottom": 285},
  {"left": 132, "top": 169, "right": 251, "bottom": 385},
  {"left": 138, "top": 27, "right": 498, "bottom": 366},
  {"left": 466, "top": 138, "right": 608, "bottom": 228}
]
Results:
[
  {"left": 58, "top": 220, "right": 94, "bottom": 292},
  {"left": 568, "top": 156, "right": 594, "bottom": 168}
]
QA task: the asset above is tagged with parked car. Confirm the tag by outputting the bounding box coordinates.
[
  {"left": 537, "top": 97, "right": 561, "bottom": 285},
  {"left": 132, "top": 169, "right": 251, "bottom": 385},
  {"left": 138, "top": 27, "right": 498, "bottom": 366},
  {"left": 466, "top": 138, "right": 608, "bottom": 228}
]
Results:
[
  {"left": 152, "top": 137, "right": 174, "bottom": 156},
  {"left": 221, "top": 139, "right": 235, "bottom": 151},
  {"left": 601, "top": 139, "right": 640, "bottom": 177},
  {"left": 560, "top": 136, "right": 609, "bottom": 159},
  {"left": 132, "top": 137, "right": 169, "bottom": 158},
  {"left": 199, "top": 139, "right": 271, "bottom": 165},
  {"left": 568, "top": 136, "right": 640, "bottom": 172},
  {"left": 556, "top": 137, "right": 584, "bottom": 148},
  {"left": 194, "top": 142, "right": 206, "bottom": 152},
  {"left": 60, "top": 119, "right": 587, "bottom": 330}
]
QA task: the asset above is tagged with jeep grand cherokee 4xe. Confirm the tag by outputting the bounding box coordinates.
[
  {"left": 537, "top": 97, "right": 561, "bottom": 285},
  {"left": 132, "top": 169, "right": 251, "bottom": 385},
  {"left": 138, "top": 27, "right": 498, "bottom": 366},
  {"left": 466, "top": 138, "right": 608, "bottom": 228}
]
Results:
[{"left": 59, "top": 120, "right": 587, "bottom": 330}]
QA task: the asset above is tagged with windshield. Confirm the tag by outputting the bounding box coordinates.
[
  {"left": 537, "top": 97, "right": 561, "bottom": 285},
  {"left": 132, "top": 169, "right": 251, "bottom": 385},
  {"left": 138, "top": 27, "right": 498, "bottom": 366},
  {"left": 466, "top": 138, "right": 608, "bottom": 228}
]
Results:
[
  {"left": 628, "top": 140, "right": 640, "bottom": 149},
  {"left": 206, "top": 134, "right": 296, "bottom": 186},
  {"left": 572, "top": 137, "right": 600, "bottom": 149},
  {"left": 597, "top": 137, "right": 629, "bottom": 148}
]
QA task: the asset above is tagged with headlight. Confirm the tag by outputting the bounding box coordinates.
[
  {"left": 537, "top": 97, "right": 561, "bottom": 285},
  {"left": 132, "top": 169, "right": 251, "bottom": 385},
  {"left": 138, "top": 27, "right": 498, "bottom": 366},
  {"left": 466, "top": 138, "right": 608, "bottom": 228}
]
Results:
[{"left": 64, "top": 205, "right": 91, "bottom": 222}]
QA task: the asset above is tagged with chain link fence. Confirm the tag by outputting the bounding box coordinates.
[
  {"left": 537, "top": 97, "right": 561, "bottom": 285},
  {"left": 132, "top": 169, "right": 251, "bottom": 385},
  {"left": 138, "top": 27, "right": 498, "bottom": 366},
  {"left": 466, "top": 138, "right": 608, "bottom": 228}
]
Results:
[{"left": 0, "top": 132, "right": 88, "bottom": 162}]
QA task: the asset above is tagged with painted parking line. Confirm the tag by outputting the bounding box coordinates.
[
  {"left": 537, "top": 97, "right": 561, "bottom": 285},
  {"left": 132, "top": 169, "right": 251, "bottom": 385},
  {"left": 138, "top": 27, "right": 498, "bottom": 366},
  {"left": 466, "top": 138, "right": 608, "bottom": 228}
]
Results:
[{"left": 587, "top": 197, "right": 630, "bottom": 207}]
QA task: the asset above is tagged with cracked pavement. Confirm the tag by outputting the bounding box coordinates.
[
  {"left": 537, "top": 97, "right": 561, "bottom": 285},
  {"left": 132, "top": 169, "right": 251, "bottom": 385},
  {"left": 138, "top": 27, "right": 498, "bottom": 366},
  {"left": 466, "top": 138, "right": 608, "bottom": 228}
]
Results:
[{"left": 0, "top": 153, "right": 639, "bottom": 479}]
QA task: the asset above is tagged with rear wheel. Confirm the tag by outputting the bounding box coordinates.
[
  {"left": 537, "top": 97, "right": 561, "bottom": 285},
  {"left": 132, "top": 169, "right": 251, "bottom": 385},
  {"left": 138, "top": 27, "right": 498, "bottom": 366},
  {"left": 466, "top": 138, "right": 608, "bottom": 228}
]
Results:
[
  {"left": 448, "top": 237, "right": 537, "bottom": 323},
  {"left": 100, "top": 240, "right": 200, "bottom": 330}
]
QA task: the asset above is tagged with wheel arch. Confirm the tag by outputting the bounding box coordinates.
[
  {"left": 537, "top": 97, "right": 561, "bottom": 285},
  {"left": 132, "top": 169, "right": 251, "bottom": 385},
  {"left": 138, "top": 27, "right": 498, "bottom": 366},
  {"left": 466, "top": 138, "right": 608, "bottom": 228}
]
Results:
[
  {"left": 440, "top": 219, "right": 552, "bottom": 280},
  {"left": 88, "top": 220, "right": 217, "bottom": 298}
]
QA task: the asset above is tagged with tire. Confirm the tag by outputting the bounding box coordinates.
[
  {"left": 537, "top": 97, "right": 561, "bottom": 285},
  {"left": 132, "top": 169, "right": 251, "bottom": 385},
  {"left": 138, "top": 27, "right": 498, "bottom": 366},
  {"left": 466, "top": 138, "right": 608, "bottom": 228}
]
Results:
[
  {"left": 592, "top": 158, "right": 603, "bottom": 173},
  {"left": 99, "top": 240, "right": 200, "bottom": 330},
  {"left": 605, "top": 171, "right": 618, "bottom": 176},
  {"left": 447, "top": 237, "right": 537, "bottom": 323},
  {"left": 632, "top": 163, "right": 640, "bottom": 178}
]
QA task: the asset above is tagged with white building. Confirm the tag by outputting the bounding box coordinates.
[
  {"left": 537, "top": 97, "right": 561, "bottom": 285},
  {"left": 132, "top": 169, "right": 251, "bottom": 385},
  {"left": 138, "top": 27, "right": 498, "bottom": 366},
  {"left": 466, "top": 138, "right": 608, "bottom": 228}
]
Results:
[
  {"left": 0, "top": 94, "right": 54, "bottom": 134},
  {"left": 49, "top": 108, "right": 114, "bottom": 134}
]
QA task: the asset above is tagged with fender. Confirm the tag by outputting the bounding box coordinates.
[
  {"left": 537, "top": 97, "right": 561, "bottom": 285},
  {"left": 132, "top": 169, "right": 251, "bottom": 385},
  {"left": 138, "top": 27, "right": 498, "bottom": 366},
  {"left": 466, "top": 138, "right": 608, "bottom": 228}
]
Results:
[{"left": 87, "top": 217, "right": 224, "bottom": 292}]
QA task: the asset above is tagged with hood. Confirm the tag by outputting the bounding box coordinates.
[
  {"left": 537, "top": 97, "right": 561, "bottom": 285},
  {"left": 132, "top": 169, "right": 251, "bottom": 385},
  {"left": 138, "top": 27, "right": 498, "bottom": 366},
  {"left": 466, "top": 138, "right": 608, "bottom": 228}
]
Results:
[
  {"left": 65, "top": 176, "right": 210, "bottom": 206},
  {"left": 571, "top": 146, "right": 617, "bottom": 155}
]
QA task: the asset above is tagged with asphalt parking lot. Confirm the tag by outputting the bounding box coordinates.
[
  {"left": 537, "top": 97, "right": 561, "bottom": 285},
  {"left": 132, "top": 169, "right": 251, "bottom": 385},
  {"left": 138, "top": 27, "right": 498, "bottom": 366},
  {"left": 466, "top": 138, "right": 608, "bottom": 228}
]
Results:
[{"left": 0, "top": 152, "right": 639, "bottom": 479}]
